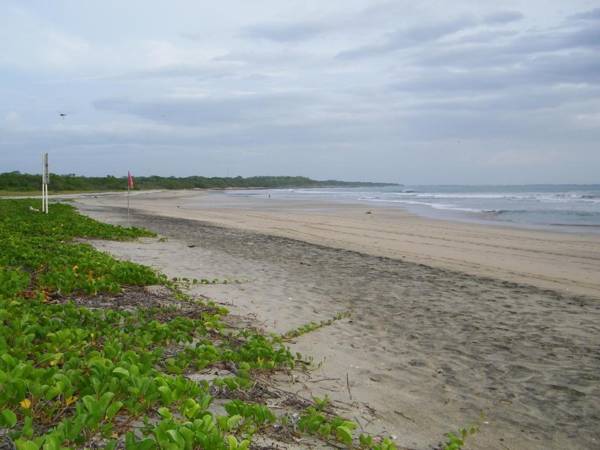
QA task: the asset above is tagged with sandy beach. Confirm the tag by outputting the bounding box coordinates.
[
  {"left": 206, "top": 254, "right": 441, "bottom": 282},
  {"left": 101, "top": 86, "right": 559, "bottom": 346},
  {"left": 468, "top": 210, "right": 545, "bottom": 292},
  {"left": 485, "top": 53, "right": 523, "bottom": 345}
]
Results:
[
  {"left": 73, "top": 190, "right": 600, "bottom": 450},
  {"left": 76, "top": 189, "right": 600, "bottom": 298}
]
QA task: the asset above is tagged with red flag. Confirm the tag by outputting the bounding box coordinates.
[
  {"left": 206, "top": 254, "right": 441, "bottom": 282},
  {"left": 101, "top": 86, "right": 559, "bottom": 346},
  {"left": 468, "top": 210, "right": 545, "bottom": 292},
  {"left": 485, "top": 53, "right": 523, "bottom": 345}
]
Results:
[{"left": 128, "top": 171, "right": 134, "bottom": 189}]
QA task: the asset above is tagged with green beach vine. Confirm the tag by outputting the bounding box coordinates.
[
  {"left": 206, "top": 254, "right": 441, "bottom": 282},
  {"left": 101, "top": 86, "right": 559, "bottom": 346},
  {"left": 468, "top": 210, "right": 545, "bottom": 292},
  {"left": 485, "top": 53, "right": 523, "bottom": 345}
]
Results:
[{"left": 0, "top": 199, "right": 399, "bottom": 449}]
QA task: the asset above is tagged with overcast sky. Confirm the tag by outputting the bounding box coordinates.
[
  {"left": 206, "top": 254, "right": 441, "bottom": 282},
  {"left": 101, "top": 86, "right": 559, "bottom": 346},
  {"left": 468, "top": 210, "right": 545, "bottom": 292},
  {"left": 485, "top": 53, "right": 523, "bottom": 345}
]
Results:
[{"left": 1, "top": 0, "right": 599, "bottom": 184}]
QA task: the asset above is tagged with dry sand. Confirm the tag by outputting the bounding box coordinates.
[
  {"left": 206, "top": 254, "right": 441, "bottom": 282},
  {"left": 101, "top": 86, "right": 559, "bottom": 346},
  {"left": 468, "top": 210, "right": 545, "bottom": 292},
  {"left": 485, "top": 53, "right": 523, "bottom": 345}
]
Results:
[{"left": 73, "top": 190, "right": 600, "bottom": 450}]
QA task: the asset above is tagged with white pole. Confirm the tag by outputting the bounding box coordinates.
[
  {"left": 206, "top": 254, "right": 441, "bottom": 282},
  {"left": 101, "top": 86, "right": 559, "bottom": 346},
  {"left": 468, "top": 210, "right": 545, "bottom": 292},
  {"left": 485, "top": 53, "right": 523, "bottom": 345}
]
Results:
[
  {"left": 46, "top": 153, "right": 49, "bottom": 214},
  {"left": 41, "top": 153, "right": 47, "bottom": 213},
  {"left": 40, "top": 152, "right": 49, "bottom": 214},
  {"left": 127, "top": 184, "right": 130, "bottom": 227}
]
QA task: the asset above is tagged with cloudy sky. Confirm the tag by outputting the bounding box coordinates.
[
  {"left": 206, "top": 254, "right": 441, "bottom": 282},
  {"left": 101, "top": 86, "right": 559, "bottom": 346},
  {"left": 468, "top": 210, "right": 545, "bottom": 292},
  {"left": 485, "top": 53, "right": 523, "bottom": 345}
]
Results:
[{"left": 1, "top": 0, "right": 599, "bottom": 184}]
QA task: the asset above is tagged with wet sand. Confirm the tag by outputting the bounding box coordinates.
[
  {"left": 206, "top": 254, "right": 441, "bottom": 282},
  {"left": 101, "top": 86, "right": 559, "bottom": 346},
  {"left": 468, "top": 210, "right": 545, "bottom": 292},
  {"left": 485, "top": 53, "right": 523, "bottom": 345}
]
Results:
[{"left": 74, "top": 191, "right": 600, "bottom": 450}]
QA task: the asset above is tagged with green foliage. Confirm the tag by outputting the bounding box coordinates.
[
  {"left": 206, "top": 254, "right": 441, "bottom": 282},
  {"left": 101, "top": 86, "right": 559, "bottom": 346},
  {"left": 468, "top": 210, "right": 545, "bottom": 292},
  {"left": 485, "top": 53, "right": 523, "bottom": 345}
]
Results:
[
  {"left": 124, "top": 413, "right": 248, "bottom": 450},
  {"left": 298, "top": 404, "right": 357, "bottom": 445},
  {"left": 282, "top": 311, "right": 351, "bottom": 340},
  {"left": 212, "top": 375, "right": 254, "bottom": 392},
  {"left": 0, "top": 171, "right": 397, "bottom": 193},
  {"left": 1, "top": 409, "right": 17, "bottom": 427},
  {"left": 442, "top": 426, "right": 479, "bottom": 450},
  {"left": 359, "top": 434, "right": 398, "bottom": 450},
  {"left": 296, "top": 397, "right": 399, "bottom": 449},
  {"left": 297, "top": 397, "right": 356, "bottom": 446},
  {"left": 0, "top": 200, "right": 159, "bottom": 298},
  {"left": 0, "top": 199, "right": 296, "bottom": 447},
  {"left": 0, "top": 269, "right": 30, "bottom": 297},
  {"left": 0, "top": 199, "right": 153, "bottom": 241},
  {"left": 224, "top": 400, "right": 275, "bottom": 426},
  {"left": 0, "top": 198, "right": 418, "bottom": 449}
]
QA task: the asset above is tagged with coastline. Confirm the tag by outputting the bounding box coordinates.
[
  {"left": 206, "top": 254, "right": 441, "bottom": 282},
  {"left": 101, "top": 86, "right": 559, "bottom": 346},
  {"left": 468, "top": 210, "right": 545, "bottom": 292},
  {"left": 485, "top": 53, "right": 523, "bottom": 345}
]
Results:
[
  {"left": 75, "top": 189, "right": 600, "bottom": 298},
  {"left": 74, "top": 192, "right": 600, "bottom": 450}
]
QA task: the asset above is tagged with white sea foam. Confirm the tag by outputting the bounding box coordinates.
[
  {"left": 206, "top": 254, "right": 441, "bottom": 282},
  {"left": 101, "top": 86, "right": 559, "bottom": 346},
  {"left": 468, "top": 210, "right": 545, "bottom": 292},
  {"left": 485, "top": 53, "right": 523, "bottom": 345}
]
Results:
[{"left": 228, "top": 185, "right": 600, "bottom": 229}]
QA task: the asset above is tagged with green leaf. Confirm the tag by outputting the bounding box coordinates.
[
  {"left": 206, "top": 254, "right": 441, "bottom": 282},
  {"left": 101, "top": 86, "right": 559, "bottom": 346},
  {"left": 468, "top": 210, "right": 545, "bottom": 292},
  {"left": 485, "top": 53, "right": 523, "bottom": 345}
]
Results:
[
  {"left": 179, "top": 427, "right": 194, "bottom": 447},
  {"left": 1, "top": 409, "right": 17, "bottom": 427},
  {"left": 22, "top": 416, "right": 34, "bottom": 438},
  {"left": 226, "top": 435, "right": 238, "bottom": 450},
  {"left": 226, "top": 414, "right": 242, "bottom": 430},
  {"left": 341, "top": 420, "right": 357, "bottom": 430},
  {"left": 42, "top": 436, "right": 60, "bottom": 450},
  {"left": 166, "top": 429, "right": 184, "bottom": 446},
  {"left": 359, "top": 433, "right": 373, "bottom": 448},
  {"left": 82, "top": 395, "right": 97, "bottom": 414},
  {"left": 15, "top": 441, "right": 39, "bottom": 450},
  {"left": 112, "top": 367, "right": 130, "bottom": 377},
  {"left": 105, "top": 401, "right": 123, "bottom": 420},
  {"left": 103, "top": 440, "right": 118, "bottom": 450},
  {"left": 158, "top": 385, "right": 173, "bottom": 403},
  {"left": 137, "top": 439, "right": 156, "bottom": 450},
  {"left": 45, "top": 386, "right": 61, "bottom": 401},
  {"left": 157, "top": 407, "right": 172, "bottom": 420},
  {"left": 335, "top": 425, "right": 354, "bottom": 445}
]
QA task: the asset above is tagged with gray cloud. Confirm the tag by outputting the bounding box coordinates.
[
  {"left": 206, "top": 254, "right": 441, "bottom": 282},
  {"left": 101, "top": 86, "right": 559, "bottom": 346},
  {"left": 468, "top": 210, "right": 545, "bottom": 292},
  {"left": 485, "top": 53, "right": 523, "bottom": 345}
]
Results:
[
  {"left": 106, "top": 64, "right": 240, "bottom": 82},
  {"left": 240, "top": 21, "right": 324, "bottom": 42},
  {"left": 337, "top": 15, "right": 477, "bottom": 59},
  {"left": 454, "top": 29, "right": 518, "bottom": 44},
  {"left": 407, "top": 15, "right": 600, "bottom": 72},
  {"left": 401, "top": 50, "right": 600, "bottom": 91},
  {"left": 568, "top": 8, "right": 600, "bottom": 21},
  {"left": 336, "top": 7, "right": 599, "bottom": 62},
  {"left": 335, "top": 10, "right": 529, "bottom": 60},
  {"left": 483, "top": 11, "right": 524, "bottom": 25},
  {"left": 391, "top": 16, "right": 477, "bottom": 43},
  {"left": 236, "top": 2, "right": 413, "bottom": 44},
  {"left": 93, "top": 93, "right": 313, "bottom": 126}
]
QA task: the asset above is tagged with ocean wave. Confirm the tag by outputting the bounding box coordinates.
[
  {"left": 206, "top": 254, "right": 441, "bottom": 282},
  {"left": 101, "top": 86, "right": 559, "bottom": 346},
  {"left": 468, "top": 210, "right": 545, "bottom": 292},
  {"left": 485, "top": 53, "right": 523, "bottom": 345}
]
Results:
[
  {"left": 363, "top": 198, "right": 485, "bottom": 213},
  {"left": 292, "top": 189, "right": 373, "bottom": 196},
  {"left": 247, "top": 188, "right": 600, "bottom": 205},
  {"left": 491, "top": 209, "right": 528, "bottom": 215},
  {"left": 492, "top": 209, "right": 600, "bottom": 217},
  {"left": 243, "top": 186, "right": 600, "bottom": 228},
  {"left": 390, "top": 192, "right": 517, "bottom": 199},
  {"left": 386, "top": 191, "right": 600, "bottom": 203}
]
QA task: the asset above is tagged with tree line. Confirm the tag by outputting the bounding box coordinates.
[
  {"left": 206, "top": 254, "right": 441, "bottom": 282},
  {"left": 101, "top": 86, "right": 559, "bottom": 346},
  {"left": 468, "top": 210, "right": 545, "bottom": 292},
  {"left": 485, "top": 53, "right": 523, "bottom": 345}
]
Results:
[{"left": 0, "top": 171, "right": 397, "bottom": 192}]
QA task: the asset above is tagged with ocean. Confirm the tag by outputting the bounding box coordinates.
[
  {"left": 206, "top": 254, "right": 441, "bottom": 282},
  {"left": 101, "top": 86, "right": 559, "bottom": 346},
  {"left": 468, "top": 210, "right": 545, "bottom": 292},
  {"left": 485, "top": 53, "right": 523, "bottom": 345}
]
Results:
[{"left": 228, "top": 184, "right": 600, "bottom": 232}]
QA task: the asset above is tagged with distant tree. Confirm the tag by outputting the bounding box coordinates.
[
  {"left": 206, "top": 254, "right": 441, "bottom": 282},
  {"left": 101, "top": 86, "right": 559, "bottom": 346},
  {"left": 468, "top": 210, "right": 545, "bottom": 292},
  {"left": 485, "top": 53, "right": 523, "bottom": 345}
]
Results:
[{"left": 0, "top": 172, "right": 398, "bottom": 192}]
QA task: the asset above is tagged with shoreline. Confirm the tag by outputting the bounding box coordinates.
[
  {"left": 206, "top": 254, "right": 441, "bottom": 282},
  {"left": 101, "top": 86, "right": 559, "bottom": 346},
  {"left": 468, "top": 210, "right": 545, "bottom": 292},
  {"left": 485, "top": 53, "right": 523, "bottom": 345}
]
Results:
[
  {"left": 75, "top": 199, "right": 600, "bottom": 450},
  {"left": 223, "top": 187, "right": 600, "bottom": 236},
  {"left": 7, "top": 185, "right": 600, "bottom": 235},
  {"left": 74, "top": 190, "right": 600, "bottom": 298}
]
